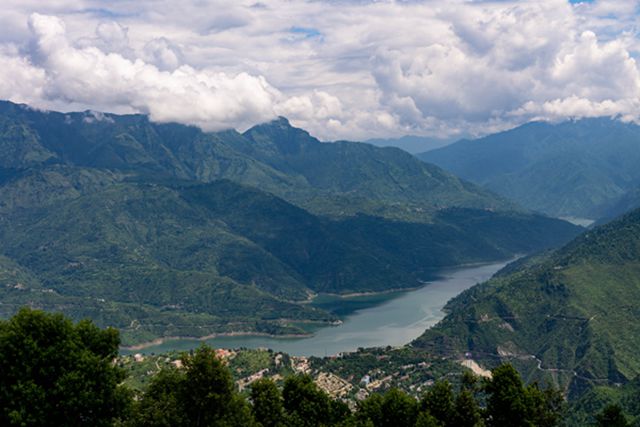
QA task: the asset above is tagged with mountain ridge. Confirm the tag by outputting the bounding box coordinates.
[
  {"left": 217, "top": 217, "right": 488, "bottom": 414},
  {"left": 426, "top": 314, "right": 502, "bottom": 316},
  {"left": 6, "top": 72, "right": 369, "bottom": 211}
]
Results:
[
  {"left": 413, "top": 207, "right": 640, "bottom": 398},
  {"left": 419, "top": 118, "right": 640, "bottom": 220}
]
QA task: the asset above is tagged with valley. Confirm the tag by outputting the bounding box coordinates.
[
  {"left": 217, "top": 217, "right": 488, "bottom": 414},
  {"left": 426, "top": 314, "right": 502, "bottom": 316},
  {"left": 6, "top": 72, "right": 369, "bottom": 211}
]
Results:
[
  {"left": 121, "top": 260, "right": 509, "bottom": 356},
  {"left": 0, "top": 101, "right": 580, "bottom": 346},
  {"left": 2, "top": 104, "right": 640, "bottom": 423},
  {"left": 3, "top": 2, "right": 640, "bottom": 425}
]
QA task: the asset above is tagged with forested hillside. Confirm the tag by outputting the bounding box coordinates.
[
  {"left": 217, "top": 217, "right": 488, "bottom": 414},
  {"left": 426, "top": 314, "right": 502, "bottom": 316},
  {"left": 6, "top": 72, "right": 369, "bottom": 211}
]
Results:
[
  {"left": 0, "top": 101, "right": 580, "bottom": 345},
  {"left": 414, "top": 208, "right": 640, "bottom": 402}
]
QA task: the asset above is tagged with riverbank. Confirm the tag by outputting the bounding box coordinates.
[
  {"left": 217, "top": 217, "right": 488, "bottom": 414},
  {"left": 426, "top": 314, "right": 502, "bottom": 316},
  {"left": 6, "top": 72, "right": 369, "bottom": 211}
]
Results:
[
  {"left": 315, "top": 285, "right": 422, "bottom": 299},
  {"left": 121, "top": 330, "right": 315, "bottom": 352},
  {"left": 122, "top": 260, "right": 509, "bottom": 357}
]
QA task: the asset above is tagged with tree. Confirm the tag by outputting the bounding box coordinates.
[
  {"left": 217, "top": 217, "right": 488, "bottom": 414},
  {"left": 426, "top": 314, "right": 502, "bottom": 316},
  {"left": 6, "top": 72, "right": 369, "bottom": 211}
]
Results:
[
  {"left": 181, "top": 345, "right": 238, "bottom": 426},
  {"left": 0, "top": 308, "right": 130, "bottom": 426},
  {"left": 356, "top": 393, "right": 384, "bottom": 426},
  {"left": 452, "top": 389, "right": 483, "bottom": 427},
  {"left": 357, "top": 389, "right": 417, "bottom": 427},
  {"left": 460, "top": 371, "right": 480, "bottom": 393},
  {"left": 420, "top": 381, "right": 455, "bottom": 427},
  {"left": 484, "top": 364, "right": 528, "bottom": 427},
  {"left": 523, "top": 384, "right": 564, "bottom": 427},
  {"left": 131, "top": 345, "right": 255, "bottom": 427},
  {"left": 251, "top": 378, "right": 285, "bottom": 427},
  {"left": 415, "top": 412, "right": 442, "bottom": 427},
  {"left": 131, "top": 368, "right": 186, "bottom": 427},
  {"left": 282, "top": 375, "right": 337, "bottom": 426},
  {"left": 484, "top": 364, "right": 563, "bottom": 427},
  {"left": 379, "top": 388, "right": 418, "bottom": 427},
  {"left": 594, "top": 404, "right": 630, "bottom": 427}
]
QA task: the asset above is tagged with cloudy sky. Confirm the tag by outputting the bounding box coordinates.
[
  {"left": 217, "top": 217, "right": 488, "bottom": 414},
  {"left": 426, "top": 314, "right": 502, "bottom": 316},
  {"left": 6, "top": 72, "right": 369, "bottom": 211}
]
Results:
[{"left": 1, "top": 0, "right": 639, "bottom": 140}]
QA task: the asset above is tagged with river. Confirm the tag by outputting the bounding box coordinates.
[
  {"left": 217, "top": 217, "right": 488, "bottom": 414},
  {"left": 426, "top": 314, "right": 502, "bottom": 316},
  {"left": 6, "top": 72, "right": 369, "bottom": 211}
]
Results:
[{"left": 126, "top": 260, "right": 509, "bottom": 357}]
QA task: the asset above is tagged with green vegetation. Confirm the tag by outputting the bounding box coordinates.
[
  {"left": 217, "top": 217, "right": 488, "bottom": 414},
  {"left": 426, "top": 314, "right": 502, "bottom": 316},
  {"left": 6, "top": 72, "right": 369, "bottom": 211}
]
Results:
[
  {"left": 0, "top": 101, "right": 514, "bottom": 222},
  {"left": 413, "top": 208, "right": 640, "bottom": 409},
  {"left": 1, "top": 309, "right": 572, "bottom": 427},
  {"left": 420, "top": 118, "right": 640, "bottom": 220},
  {"left": 0, "top": 100, "right": 580, "bottom": 345},
  {"left": 594, "top": 405, "right": 631, "bottom": 427},
  {"left": 568, "top": 378, "right": 640, "bottom": 425},
  {"left": 0, "top": 308, "right": 129, "bottom": 426}
]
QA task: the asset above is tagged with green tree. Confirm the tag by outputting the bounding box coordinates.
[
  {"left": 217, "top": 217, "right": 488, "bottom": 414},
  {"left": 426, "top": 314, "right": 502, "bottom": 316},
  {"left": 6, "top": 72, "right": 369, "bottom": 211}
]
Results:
[
  {"left": 282, "top": 375, "right": 336, "bottom": 426},
  {"left": 484, "top": 364, "right": 563, "bottom": 427},
  {"left": 452, "top": 389, "right": 483, "bottom": 427},
  {"left": 380, "top": 388, "right": 418, "bottom": 427},
  {"left": 357, "top": 389, "right": 417, "bottom": 427},
  {"left": 415, "top": 412, "right": 442, "bottom": 427},
  {"left": 131, "top": 368, "right": 187, "bottom": 427},
  {"left": 251, "top": 378, "right": 285, "bottom": 427},
  {"left": 460, "top": 371, "right": 480, "bottom": 393},
  {"left": 0, "top": 308, "right": 130, "bottom": 426},
  {"left": 420, "top": 381, "right": 455, "bottom": 427},
  {"left": 356, "top": 393, "right": 384, "bottom": 426},
  {"left": 594, "top": 404, "right": 630, "bottom": 427},
  {"left": 484, "top": 365, "right": 528, "bottom": 427},
  {"left": 523, "top": 384, "right": 564, "bottom": 427},
  {"left": 131, "top": 345, "right": 255, "bottom": 427},
  {"left": 182, "top": 345, "right": 237, "bottom": 426}
]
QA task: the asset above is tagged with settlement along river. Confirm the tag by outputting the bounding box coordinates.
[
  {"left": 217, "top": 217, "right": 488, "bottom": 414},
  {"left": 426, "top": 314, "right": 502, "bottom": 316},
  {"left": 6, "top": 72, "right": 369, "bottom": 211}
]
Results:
[{"left": 128, "top": 260, "right": 509, "bottom": 357}]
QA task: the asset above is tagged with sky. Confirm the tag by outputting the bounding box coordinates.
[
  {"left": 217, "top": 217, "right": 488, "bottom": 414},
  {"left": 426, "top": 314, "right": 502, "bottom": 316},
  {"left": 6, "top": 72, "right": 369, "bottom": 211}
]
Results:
[{"left": 1, "top": 0, "right": 639, "bottom": 141}]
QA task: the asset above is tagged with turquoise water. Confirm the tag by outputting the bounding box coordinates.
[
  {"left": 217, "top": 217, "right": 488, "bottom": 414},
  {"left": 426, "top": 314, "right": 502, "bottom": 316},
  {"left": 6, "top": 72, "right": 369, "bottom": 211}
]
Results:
[{"left": 126, "top": 261, "right": 508, "bottom": 356}]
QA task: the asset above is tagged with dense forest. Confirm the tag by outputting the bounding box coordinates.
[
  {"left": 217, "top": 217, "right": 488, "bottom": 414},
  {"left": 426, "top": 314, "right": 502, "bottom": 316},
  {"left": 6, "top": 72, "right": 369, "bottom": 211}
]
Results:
[{"left": 1, "top": 308, "right": 632, "bottom": 426}]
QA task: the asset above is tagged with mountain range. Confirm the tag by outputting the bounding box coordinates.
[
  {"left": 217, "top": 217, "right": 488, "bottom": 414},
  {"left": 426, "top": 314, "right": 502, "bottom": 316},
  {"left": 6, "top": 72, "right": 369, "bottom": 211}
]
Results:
[
  {"left": 419, "top": 118, "right": 640, "bottom": 221},
  {"left": 0, "top": 100, "right": 580, "bottom": 345}
]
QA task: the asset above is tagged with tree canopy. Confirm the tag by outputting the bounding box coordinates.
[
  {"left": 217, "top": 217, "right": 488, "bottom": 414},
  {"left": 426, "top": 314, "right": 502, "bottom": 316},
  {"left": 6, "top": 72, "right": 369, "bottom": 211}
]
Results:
[
  {"left": 0, "top": 309, "right": 579, "bottom": 426},
  {"left": 0, "top": 307, "right": 129, "bottom": 426}
]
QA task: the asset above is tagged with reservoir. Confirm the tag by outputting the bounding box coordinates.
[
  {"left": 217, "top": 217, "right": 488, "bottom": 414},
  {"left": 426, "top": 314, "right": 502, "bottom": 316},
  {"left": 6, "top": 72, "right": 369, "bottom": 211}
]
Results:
[{"left": 127, "top": 260, "right": 508, "bottom": 357}]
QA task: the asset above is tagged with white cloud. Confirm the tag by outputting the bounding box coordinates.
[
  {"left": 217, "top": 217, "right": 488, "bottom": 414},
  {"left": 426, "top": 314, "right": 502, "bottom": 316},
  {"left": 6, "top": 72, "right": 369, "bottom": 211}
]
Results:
[
  {"left": 142, "top": 37, "right": 183, "bottom": 71},
  {"left": 0, "top": 1, "right": 639, "bottom": 139},
  {"left": 16, "top": 13, "right": 284, "bottom": 131},
  {"left": 0, "top": 50, "right": 46, "bottom": 104}
]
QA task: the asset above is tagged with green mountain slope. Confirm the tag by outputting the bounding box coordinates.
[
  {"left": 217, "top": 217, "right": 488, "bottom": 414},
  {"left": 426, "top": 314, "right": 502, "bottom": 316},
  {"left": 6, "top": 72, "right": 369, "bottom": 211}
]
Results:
[
  {"left": 568, "top": 377, "right": 640, "bottom": 425},
  {"left": 239, "top": 118, "right": 512, "bottom": 221},
  {"left": 0, "top": 101, "right": 512, "bottom": 223},
  {"left": 419, "top": 118, "right": 640, "bottom": 220},
  {"left": 414, "top": 208, "right": 640, "bottom": 398},
  {"left": 0, "top": 100, "right": 581, "bottom": 345},
  {"left": 0, "top": 175, "right": 579, "bottom": 344}
]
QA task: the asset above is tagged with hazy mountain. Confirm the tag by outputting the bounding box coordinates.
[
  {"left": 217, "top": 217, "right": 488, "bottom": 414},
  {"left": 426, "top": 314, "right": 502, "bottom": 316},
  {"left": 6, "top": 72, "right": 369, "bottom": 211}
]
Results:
[
  {"left": 0, "top": 101, "right": 581, "bottom": 345},
  {"left": 419, "top": 118, "right": 640, "bottom": 220},
  {"left": 414, "top": 207, "right": 640, "bottom": 398},
  {"left": 365, "top": 135, "right": 456, "bottom": 154},
  {"left": 597, "top": 186, "right": 640, "bottom": 224}
]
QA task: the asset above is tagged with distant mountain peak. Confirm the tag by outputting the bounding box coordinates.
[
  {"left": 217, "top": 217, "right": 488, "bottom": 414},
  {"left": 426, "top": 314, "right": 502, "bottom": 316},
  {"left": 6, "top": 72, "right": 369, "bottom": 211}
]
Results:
[
  {"left": 272, "top": 116, "right": 291, "bottom": 126},
  {"left": 243, "top": 115, "right": 318, "bottom": 153}
]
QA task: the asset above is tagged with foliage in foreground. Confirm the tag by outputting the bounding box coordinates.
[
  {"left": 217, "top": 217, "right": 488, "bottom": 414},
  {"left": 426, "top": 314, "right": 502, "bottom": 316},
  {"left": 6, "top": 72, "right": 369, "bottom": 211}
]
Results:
[
  {"left": 1, "top": 308, "right": 634, "bottom": 426},
  {"left": 0, "top": 308, "right": 129, "bottom": 426}
]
